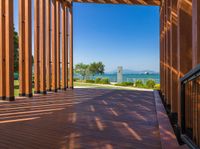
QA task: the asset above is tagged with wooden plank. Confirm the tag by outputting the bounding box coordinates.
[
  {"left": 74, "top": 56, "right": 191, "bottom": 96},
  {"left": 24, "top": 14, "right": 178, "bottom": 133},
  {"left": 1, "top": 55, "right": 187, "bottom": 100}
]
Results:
[
  {"left": 34, "top": 0, "right": 40, "bottom": 93},
  {"left": 69, "top": 6, "right": 73, "bottom": 88},
  {"left": 51, "top": 0, "right": 57, "bottom": 92},
  {"left": 56, "top": 1, "right": 61, "bottom": 90},
  {"left": 25, "top": 0, "right": 32, "bottom": 97},
  {"left": 5, "top": 0, "right": 14, "bottom": 100},
  {"left": 19, "top": 0, "right": 25, "bottom": 96},
  {"left": 0, "top": 0, "right": 6, "bottom": 100},
  {"left": 39, "top": 0, "right": 46, "bottom": 94},
  {"left": 46, "top": 0, "right": 51, "bottom": 91},
  {"left": 61, "top": 3, "right": 66, "bottom": 90},
  {"left": 66, "top": 8, "right": 69, "bottom": 88}
]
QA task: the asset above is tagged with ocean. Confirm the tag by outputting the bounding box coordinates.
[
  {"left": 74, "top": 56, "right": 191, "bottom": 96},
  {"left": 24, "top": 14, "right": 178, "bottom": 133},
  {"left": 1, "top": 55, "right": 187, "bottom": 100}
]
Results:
[{"left": 75, "top": 74, "right": 160, "bottom": 83}]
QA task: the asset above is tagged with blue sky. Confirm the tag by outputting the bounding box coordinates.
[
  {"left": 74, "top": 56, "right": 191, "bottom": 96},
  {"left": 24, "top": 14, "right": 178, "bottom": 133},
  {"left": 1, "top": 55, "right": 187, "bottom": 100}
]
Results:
[{"left": 13, "top": 1, "right": 160, "bottom": 72}]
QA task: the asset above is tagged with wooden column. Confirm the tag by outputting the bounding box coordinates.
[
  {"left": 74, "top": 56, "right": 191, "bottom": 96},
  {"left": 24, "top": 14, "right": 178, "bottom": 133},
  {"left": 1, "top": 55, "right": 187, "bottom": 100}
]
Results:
[
  {"left": 170, "top": 0, "right": 178, "bottom": 114},
  {"left": 0, "top": 0, "right": 6, "bottom": 100},
  {"left": 51, "top": 0, "right": 57, "bottom": 92},
  {"left": 56, "top": 0, "right": 61, "bottom": 89},
  {"left": 5, "top": 0, "right": 14, "bottom": 100},
  {"left": 69, "top": 5, "right": 73, "bottom": 88},
  {"left": 177, "top": 0, "right": 192, "bottom": 126},
  {"left": 39, "top": 0, "right": 46, "bottom": 94},
  {"left": 192, "top": 0, "right": 200, "bottom": 67},
  {"left": 46, "top": 0, "right": 51, "bottom": 91},
  {"left": 61, "top": 3, "right": 67, "bottom": 90},
  {"left": 19, "top": 0, "right": 32, "bottom": 97},
  {"left": 34, "top": 0, "right": 40, "bottom": 94}
]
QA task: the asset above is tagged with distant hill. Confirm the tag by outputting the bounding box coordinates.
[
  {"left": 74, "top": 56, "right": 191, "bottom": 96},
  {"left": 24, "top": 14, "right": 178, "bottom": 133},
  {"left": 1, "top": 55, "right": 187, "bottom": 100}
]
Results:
[{"left": 106, "top": 69, "right": 159, "bottom": 74}]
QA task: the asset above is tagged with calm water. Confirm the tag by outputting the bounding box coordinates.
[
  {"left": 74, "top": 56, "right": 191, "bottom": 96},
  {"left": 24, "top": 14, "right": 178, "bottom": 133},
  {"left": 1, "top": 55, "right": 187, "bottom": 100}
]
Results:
[{"left": 75, "top": 74, "right": 160, "bottom": 83}]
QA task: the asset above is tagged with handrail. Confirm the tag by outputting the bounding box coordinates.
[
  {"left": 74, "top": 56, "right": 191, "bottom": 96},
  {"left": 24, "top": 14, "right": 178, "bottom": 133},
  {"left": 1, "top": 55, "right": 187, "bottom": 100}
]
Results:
[{"left": 180, "top": 64, "right": 200, "bottom": 149}]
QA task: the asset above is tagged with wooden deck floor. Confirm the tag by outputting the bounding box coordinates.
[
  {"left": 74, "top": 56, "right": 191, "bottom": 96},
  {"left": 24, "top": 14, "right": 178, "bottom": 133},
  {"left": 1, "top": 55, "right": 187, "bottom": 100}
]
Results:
[{"left": 0, "top": 89, "right": 173, "bottom": 149}]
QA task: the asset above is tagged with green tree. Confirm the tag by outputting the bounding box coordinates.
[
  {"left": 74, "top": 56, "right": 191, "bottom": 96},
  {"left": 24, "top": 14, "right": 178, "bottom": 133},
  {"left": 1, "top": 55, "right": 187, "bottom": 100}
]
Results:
[
  {"left": 14, "top": 28, "right": 19, "bottom": 72},
  {"left": 74, "top": 63, "right": 89, "bottom": 80},
  {"left": 88, "top": 62, "right": 105, "bottom": 76}
]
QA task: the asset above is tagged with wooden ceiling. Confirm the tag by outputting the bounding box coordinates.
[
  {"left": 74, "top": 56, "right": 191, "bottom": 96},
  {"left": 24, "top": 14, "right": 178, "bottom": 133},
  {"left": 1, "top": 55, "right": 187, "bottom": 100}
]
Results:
[{"left": 71, "top": 0, "right": 161, "bottom": 5}]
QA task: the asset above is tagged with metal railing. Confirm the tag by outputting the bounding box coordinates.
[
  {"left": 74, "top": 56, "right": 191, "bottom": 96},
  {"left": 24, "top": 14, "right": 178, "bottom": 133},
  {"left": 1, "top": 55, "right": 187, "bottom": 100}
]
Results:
[{"left": 180, "top": 64, "right": 200, "bottom": 149}]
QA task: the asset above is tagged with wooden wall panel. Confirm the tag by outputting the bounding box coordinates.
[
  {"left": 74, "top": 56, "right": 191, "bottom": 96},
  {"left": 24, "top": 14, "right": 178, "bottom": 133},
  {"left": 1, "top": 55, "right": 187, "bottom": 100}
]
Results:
[{"left": 0, "top": 0, "right": 6, "bottom": 100}]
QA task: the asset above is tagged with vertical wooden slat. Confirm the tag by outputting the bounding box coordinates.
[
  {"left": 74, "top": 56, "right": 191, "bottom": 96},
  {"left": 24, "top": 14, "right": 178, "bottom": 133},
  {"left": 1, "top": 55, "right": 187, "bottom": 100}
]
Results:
[
  {"left": 5, "top": 0, "right": 14, "bottom": 100},
  {"left": 39, "top": 0, "right": 46, "bottom": 94},
  {"left": 177, "top": 0, "right": 193, "bottom": 126},
  {"left": 0, "top": 0, "right": 6, "bottom": 100},
  {"left": 61, "top": 3, "right": 66, "bottom": 90},
  {"left": 66, "top": 8, "right": 69, "bottom": 88},
  {"left": 46, "top": 0, "right": 51, "bottom": 91},
  {"left": 170, "top": 0, "right": 178, "bottom": 114},
  {"left": 34, "top": 0, "right": 40, "bottom": 93},
  {"left": 51, "top": 0, "right": 57, "bottom": 92},
  {"left": 69, "top": 5, "right": 73, "bottom": 88},
  {"left": 19, "top": 0, "right": 25, "bottom": 96},
  {"left": 25, "top": 0, "right": 32, "bottom": 97},
  {"left": 56, "top": 0, "right": 61, "bottom": 89}
]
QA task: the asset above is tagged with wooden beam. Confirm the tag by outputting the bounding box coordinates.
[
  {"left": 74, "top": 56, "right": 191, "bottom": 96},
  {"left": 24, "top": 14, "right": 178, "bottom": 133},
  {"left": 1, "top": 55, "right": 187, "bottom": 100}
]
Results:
[
  {"left": 170, "top": 0, "right": 178, "bottom": 114},
  {"left": 192, "top": 0, "right": 200, "bottom": 67},
  {"left": 0, "top": 0, "right": 6, "bottom": 100},
  {"left": 46, "top": 0, "right": 51, "bottom": 91},
  {"left": 177, "top": 0, "right": 192, "bottom": 126},
  {"left": 39, "top": 0, "right": 46, "bottom": 94},
  {"left": 69, "top": 5, "right": 73, "bottom": 88},
  {"left": 19, "top": 0, "right": 25, "bottom": 96},
  {"left": 56, "top": 0, "right": 61, "bottom": 90},
  {"left": 61, "top": 3, "right": 67, "bottom": 90},
  {"left": 34, "top": 0, "right": 40, "bottom": 94},
  {"left": 5, "top": 0, "right": 14, "bottom": 100},
  {"left": 25, "top": 0, "right": 32, "bottom": 97},
  {"left": 51, "top": 0, "right": 57, "bottom": 92}
]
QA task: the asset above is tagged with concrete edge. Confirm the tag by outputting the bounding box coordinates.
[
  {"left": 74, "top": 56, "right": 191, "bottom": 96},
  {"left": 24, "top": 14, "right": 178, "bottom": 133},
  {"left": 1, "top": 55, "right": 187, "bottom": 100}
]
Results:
[{"left": 153, "top": 90, "right": 181, "bottom": 149}]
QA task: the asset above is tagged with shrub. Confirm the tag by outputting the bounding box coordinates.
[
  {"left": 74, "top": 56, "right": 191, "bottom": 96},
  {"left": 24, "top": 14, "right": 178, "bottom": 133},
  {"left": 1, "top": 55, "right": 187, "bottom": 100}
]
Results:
[
  {"left": 146, "top": 79, "right": 156, "bottom": 88},
  {"left": 73, "top": 78, "right": 80, "bottom": 82},
  {"left": 85, "top": 80, "right": 95, "bottom": 83},
  {"left": 134, "top": 80, "right": 144, "bottom": 88},
  {"left": 100, "top": 78, "right": 110, "bottom": 84},
  {"left": 95, "top": 78, "right": 102, "bottom": 84},
  {"left": 154, "top": 84, "right": 160, "bottom": 90},
  {"left": 115, "top": 82, "right": 133, "bottom": 86}
]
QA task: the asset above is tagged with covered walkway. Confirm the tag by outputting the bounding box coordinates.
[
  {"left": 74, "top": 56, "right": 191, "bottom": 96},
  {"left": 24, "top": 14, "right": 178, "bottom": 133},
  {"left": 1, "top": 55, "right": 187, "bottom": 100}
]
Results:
[{"left": 0, "top": 89, "right": 180, "bottom": 149}]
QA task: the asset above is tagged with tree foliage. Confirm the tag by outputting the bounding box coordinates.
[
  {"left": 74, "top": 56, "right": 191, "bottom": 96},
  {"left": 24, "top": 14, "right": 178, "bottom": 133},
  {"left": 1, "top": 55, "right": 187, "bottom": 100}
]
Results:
[
  {"left": 88, "top": 62, "right": 105, "bottom": 76},
  {"left": 14, "top": 28, "right": 19, "bottom": 72},
  {"left": 74, "top": 63, "right": 89, "bottom": 80},
  {"left": 75, "top": 62, "right": 105, "bottom": 79}
]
